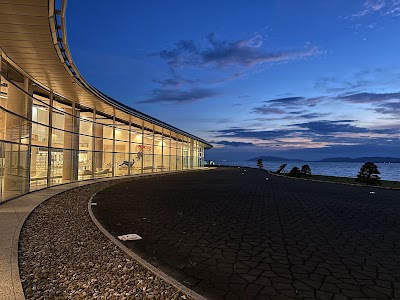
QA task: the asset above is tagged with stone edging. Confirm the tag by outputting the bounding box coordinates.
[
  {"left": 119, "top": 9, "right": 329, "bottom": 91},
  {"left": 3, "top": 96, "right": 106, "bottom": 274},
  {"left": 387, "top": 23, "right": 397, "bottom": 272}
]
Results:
[
  {"left": 4, "top": 168, "right": 211, "bottom": 300},
  {"left": 270, "top": 171, "right": 400, "bottom": 190},
  {"left": 87, "top": 191, "right": 207, "bottom": 300}
]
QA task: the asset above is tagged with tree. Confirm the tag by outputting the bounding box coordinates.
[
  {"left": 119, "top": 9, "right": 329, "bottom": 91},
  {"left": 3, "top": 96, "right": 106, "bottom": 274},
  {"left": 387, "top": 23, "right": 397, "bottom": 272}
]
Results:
[
  {"left": 256, "top": 159, "right": 264, "bottom": 169},
  {"left": 301, "top": 164, "right": 312, "bottom": 178},
  {"left": 289, "top": 167, "right": 301, "bottom": 177},
  {"left": 356, "top": 162, "right": 381, "bottom": 185}
]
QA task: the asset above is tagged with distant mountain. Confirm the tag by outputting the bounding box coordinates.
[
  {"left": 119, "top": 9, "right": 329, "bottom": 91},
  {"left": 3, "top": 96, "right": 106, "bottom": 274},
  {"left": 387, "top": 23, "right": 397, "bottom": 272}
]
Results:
[
  {"left": 319, "top": 157, "right": 400, "bottom": 163},
  {"left": 247, "top": 156, "right": 400, "bottom": 163},
  {"left": 318, "top": 157, "right": 353, "bottom": 162},
  {"left": 247, "top": 156, "right": 303, "bottom": 162}
]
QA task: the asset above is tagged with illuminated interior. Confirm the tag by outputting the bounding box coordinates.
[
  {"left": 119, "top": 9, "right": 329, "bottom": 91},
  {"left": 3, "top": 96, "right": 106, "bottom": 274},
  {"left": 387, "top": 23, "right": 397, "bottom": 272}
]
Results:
[{"left": 0, "top": 1, "right": 211, "bottom": 202}]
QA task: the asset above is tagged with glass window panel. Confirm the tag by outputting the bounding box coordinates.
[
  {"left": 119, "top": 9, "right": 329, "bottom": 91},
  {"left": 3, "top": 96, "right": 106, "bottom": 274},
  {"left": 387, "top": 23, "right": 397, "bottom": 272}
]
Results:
[
  {"left": 115, "top": 128, "right": 129, "bottom": 142},
  {"left": 143, "top": 154, "right": 153, "bottom": 173},
  {"left": 5, "top": 79, "right": 31, "bottom": 120},
  {"left": 79, "top": 134, "right": 92, "bottom": 151},
  {"left": 0, "top": 141, "right": 4, "bottom": 202},
  {"left": 170, "top": 155, "right": 177, "bottom": 171},
  {"left": 4, "top": 112, "right": 30, "bottom": 144},
  {"left": 131, "top": 142, "right": 142, "bottom": 156},
  {"left": 143, "top": 131, "right": 153, "bottom": 146},
  {"left": 93, "top": 152, "right": 113, "bottom": 179},
  {"left": 162, "top": 155, "right": 170, "bottom": 172},
  {"left": 99, "top": 139, "right": 113, "bottom": 152},
  {"left": 177, "top": 153, "right": 182, "bottom": 170},
  {"left": 0, "top": 107, "right": 6, "bottom": 141},
  {"left": 154, "top": 155, "right": 163, "bottom": 172},
  {"left": 52, "top": 107, "right": 66, "bottom": 131},
  {"left": 31, "top": 123, "right": 49, "bottom": 146},
  {"left": 163, "top": 145, "right": 171, "bottom": 156},
  {"left": 50, "top": 148, "right": 63, "bottom": 186},
  {"left": 32, "top": 99, "right": 49, "bottom": 126},
  {"left": 115, "top": 140, "right": 129, "bottom": 153},
  {"left": 0, "top": 76, "right": 8, "bottom": 102},
  {"left": 78, "top": 150, "right": 92, "bottom": 180},
  {"left": 60, "top": 148, "right": 75, "bottom": 183},
  {"left": 130, "top": 130, "right": 142, "bottom": 144},
  {"left": 93, "top": 122, "right": 103, "bottom": 138},
  {"left": 52, "top": 129, "right": 64, "bottom": 148},
  {"left": 30, "top": 145, "right": 47, "bottom": 191},
  {"left": 171, "top": 146, "right": 177, "bottom": 156},
  {"left": 1, "top": 142, "right": 29, "bottom": 201},
  {"left": 79, "top": 119, "right": 92, "bottom": 137},
  {"left": 115, "top": 152, "right": 129, "bottom": 176},
  {"left": 154, "top": 145, "right": 162, "bottom": 155},
  {"left": 103, "top": 125, "right": 113, "bottom": 139}
]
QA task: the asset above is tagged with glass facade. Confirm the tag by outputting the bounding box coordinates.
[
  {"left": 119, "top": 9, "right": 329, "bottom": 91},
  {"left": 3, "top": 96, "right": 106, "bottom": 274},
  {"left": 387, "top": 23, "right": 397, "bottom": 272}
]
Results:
[{"left": 0, "top": 57, "right": 209, "bottom": 203}]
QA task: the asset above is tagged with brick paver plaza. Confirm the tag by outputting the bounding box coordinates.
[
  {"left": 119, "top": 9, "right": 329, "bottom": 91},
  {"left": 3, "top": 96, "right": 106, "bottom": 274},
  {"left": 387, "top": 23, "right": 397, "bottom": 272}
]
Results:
[{"left": 93, "top": 167, "right": 400, "bottom": 299}]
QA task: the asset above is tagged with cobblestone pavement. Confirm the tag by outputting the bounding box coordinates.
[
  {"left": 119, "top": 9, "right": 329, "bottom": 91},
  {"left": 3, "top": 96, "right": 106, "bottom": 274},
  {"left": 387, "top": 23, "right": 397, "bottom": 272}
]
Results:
[{"left": 93, "top": 167, "right": 400, "bottom": 299}]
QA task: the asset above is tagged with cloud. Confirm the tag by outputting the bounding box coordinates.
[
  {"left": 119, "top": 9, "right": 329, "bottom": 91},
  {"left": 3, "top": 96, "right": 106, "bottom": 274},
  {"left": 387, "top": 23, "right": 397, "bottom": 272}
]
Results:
[
  {"left": 156, "top": 32, "right": 321, "bottom": 70},
  {"left": 211, "top": 140, "right": 255, "bottom": 147},
  {"left": 350, "top": 0, "right": 400, "bottom": 20},
  {"left": 352, "top": 0, "right": 386, "bottom": 17},
  {"left": 337, "top": 92, "right": 400, "bottom": 103},
  {"left": 293, "top": 120, "right": 369, "bottom": 134},
  {"left": 138, "top": 88, "right": 219, "bottom": 103},
  {"left": 265, "top": 96, "right": 304, "bottom": 104},
  {"left": 252, "top": 96, "right": 326, "bottom": 116},
  {"left": 152, "top": 76, "right": 198, "bottom": 88},
  {"left": 214, "top": 120, "right": 396, "bottom": 141},
  {"left": 264, "top": 96, "right": 323, "bottom": 107},
  {"left": 298, "top": 113, "right": 330, "bottom": 119},
  {"left": 333, "top": 90, "right": 400, "bottom": 117},
  {"left": 314, "top": 75, "right": 373, "bottom": 93},
  {"left": 253, "top": 105, "right": 287, "bottom": 115},
  {"left": 374, "top": 101, "right": 400, "bottom": 115},
  {"left": 147, "top": 31, "right": 322, "bottom": 105},
  {"left": 215, "top": 128, "right": 292, "bottom": 140}
]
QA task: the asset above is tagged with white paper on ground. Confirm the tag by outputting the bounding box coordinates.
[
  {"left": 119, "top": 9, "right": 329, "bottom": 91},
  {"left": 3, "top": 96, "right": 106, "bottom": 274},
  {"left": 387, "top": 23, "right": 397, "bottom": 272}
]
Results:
[{"left": 118, "top": 234, "right": 142, "bottom": 241}]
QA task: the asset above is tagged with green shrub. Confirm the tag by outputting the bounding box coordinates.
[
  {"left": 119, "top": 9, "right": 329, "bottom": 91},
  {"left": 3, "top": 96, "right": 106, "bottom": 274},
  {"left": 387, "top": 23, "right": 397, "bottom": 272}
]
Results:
[
  {"left": 356, "top": 162, "right": 381, "bottom": 185},
  {"left": 289, "top": 167, "right": 301, "bottom": 177},
  {"left": 301, "top": 164, "right": 312, "bottom": 178}
]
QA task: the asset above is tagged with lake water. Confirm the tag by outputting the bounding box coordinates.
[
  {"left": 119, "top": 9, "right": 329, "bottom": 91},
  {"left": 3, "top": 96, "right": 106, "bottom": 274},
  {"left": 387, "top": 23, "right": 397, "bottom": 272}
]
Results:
[{"left": 214, "top": 160, "right": 400, "bottom": 182}]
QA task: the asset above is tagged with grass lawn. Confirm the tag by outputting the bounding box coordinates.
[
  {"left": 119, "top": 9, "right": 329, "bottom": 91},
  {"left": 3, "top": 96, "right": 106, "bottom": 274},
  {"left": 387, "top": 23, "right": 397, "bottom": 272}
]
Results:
[{"left": 276, "top": 173, "right": 400, "bottom": 189}]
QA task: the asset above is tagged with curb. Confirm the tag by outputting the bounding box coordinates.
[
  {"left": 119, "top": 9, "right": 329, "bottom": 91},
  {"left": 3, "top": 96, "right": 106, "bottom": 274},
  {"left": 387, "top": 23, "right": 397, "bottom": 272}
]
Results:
[
  {"left": 8, "top": 168, "right": 210, "bottom": 300},
  {"left": 270, "top": 172, "right": 400, "bottom": 190},
  {"left": 88, "top": 189, "right": 207, "bottom": 300}
]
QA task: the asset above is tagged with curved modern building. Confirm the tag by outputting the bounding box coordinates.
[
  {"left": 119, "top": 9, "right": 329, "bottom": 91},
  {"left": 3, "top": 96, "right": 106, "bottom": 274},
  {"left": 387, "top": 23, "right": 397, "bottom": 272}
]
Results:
[{"left": 0, "top": 0, "right": 212, "bottom": 203}]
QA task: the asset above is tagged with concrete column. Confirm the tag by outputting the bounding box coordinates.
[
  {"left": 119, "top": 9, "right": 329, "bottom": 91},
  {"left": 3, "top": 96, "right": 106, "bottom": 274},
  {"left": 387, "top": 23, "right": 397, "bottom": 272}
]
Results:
[
  {"left": 94, "top": 122, "right": 103, "bottom": 171},
  {"left": 3, "top": 78, "right": 32, "bottom": 194},
  {"left": 62, "top": 106, "right": 78, "bottom": 181}
]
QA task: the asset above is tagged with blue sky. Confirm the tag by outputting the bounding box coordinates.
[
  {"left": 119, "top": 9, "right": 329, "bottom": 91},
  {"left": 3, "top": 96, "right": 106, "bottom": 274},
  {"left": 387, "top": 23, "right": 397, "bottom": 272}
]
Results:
[{"left": 66, "top": 0, "right": 400, "bottom": 160}]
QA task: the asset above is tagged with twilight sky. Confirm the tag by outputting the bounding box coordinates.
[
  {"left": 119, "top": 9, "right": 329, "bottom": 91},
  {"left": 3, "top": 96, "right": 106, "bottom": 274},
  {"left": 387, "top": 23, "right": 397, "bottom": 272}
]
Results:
[{"left": 66, "top": 0, "right": 400, "bottom": 161}]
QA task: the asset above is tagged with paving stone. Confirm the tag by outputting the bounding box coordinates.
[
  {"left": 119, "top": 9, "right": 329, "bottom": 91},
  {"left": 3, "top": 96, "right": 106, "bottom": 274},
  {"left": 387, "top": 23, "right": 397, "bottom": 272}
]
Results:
[
  {"left": 316, "top": 290, "right": 334, "bottom": 300},
  {"left": 20, "top": 167, "right": 400, "bottom": 300},
  {"left": 362, "top": 287, "right": 388, "bottom": 298}
]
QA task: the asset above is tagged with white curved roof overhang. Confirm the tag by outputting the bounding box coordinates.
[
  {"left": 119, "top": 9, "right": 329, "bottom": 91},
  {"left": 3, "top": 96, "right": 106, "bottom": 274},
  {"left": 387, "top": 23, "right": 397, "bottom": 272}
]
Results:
[{"left": 0, "top": 0, "right": 212, "bottom": 147}]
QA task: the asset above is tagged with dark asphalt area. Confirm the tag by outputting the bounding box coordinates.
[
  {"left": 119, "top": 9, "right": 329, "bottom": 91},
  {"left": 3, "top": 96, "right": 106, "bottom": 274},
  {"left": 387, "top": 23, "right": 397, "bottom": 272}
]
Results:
[{"left": 92, "top": 167, "right": 400, "bottom": 300}]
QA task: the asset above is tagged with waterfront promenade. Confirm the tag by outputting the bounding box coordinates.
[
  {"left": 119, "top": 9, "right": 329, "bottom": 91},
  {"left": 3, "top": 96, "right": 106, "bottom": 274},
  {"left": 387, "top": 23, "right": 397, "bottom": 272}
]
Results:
[
  {"left": 14, "top": 167, "right": 400, "bottom": 299},
  {"left": 93, "top": 167, "right": 400, "bottom": 299}
]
